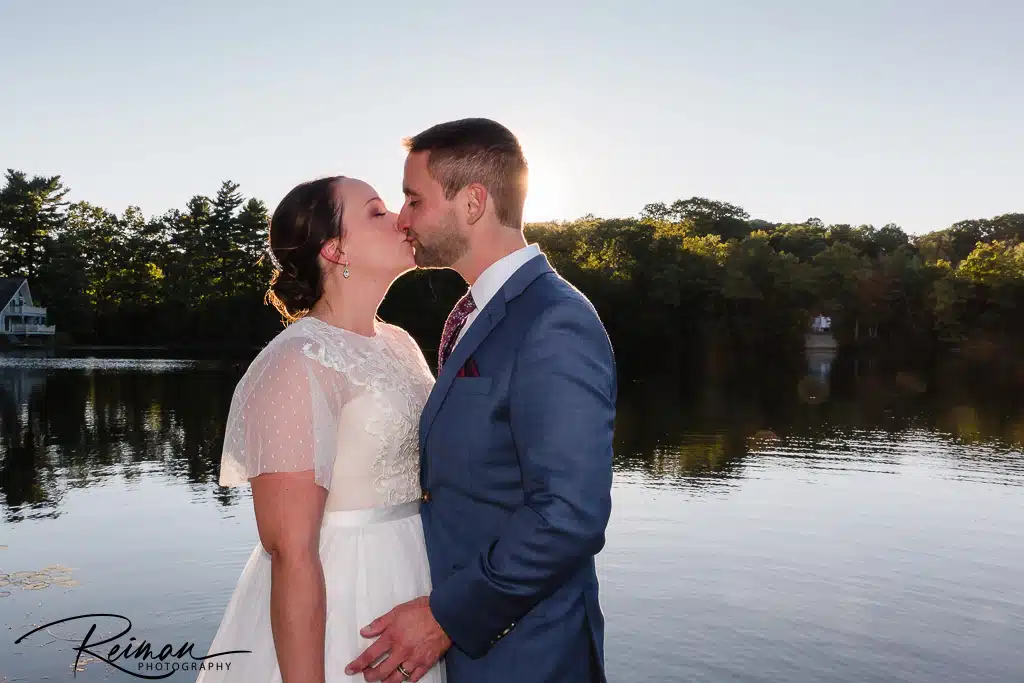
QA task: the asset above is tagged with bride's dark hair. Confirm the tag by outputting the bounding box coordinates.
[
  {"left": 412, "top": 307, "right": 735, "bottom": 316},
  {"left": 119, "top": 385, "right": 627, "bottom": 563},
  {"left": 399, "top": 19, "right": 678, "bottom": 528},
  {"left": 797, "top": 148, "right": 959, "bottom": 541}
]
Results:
[{"left": 265, "top": 176, "right": 345, "bottom": 323}]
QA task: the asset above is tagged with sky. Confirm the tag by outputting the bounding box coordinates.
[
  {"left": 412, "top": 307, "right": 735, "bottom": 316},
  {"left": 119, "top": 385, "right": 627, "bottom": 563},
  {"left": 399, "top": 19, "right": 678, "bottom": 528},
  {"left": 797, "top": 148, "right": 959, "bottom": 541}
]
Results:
[{"left": 1, "top": 0, "right": 1021, "bottom": 235}]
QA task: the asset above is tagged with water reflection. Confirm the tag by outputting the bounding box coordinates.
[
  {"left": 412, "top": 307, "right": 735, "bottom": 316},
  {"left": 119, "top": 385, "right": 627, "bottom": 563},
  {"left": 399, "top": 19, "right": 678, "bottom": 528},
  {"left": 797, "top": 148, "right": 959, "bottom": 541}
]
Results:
[
  {"left": 614, "top": 351, "right": 1023, "bottom": 491},
  {"left": 2, "top": 350, "right": 1021, "bottom": 683},
  {"left": 0, "top": 357, "right": 245, "bottom": 522},
  {"left": 1, "top": 351, "right": 1022, "bottom": 521}
]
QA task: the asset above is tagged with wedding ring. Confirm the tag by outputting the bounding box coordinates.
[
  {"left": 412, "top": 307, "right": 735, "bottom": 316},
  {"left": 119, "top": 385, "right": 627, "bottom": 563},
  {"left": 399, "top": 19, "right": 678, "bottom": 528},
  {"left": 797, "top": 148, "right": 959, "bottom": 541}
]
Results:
[{"left": 397, "top": 663, "right": 412, "bottom": 679}]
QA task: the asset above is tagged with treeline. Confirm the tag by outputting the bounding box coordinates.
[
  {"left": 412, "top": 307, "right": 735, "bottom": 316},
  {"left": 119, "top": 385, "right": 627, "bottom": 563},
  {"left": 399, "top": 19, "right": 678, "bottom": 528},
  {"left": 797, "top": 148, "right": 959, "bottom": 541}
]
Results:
[
  {"left": 0, "top": 170, "right": 275, "bottom": 347},
  {"left": 1, "top": 170, "right": 1022, "bottom": 367},
  {"left": 528, "top": 198, "right": 1024, "bottom": 365}
]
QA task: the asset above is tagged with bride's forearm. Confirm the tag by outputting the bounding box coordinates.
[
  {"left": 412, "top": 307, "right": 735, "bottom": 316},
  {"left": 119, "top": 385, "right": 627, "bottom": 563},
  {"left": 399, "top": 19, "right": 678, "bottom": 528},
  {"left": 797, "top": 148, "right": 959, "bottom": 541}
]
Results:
[{"left": 268, "top": 550, "right": 327, "bottom": 683}]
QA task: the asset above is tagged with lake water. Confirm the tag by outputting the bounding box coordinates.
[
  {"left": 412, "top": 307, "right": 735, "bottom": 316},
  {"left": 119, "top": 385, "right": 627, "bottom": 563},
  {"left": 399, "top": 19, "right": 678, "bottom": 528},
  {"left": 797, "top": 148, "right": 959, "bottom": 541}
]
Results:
[{"left": 1, "top": 350, "right": 1022, "bottom": 682}]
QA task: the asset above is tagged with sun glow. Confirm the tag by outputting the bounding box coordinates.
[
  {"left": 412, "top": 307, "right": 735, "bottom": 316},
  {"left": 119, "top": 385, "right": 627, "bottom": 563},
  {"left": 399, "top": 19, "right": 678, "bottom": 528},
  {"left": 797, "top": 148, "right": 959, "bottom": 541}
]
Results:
[{"left": 521, "top": 147, "right": 568, "bottom": 224}]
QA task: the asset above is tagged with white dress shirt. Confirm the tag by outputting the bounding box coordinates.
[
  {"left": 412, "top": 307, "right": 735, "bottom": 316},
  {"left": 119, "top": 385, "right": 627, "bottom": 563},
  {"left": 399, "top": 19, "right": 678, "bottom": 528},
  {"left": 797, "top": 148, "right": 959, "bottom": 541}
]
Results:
[{"left": 453, "top": 243, "right": 542, "bottom": 350}]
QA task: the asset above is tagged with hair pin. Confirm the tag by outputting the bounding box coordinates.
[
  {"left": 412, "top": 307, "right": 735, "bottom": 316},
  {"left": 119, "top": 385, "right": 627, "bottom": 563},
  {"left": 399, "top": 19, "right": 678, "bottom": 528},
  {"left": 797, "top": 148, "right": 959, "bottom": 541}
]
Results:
[{"left": 265, "top": 244, "right": 283, "bottom": 271}]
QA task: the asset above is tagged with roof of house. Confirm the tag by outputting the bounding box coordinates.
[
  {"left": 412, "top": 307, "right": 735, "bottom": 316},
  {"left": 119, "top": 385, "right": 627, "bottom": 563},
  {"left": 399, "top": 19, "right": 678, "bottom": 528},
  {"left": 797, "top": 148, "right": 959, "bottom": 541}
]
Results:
[{"left": 0, "top": 277, "right": 26, "bottom": 309}]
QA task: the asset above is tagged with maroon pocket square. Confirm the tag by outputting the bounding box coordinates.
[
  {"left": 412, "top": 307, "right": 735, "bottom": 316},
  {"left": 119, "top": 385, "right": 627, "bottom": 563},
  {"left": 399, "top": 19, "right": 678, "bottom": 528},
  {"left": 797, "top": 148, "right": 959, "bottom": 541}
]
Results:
[{"left": 456, "top": 358, "right": 480, "bottom": 377}]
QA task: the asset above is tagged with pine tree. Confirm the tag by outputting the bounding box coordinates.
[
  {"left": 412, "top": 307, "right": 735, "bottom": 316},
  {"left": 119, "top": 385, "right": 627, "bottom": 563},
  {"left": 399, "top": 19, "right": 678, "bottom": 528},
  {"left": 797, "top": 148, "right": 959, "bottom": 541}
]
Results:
[{"left": 0, "top": 169, "right": 70, "bottom": 278}]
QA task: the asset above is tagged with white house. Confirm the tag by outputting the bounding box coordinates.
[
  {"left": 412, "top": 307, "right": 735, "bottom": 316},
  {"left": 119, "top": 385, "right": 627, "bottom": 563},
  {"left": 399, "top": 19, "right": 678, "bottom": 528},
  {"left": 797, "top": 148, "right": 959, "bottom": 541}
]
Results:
[
  {"left": 810, "top": 314, "right": 832, "bottom": 333},
  {"left": 1, "top": 278, "right": 56, "bottom": 337}
]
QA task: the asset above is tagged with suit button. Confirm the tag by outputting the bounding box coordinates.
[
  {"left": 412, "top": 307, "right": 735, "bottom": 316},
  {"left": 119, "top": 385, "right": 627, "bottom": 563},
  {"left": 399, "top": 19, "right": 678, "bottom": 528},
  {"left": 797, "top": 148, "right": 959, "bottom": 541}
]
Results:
[{"left": 422, "top": 490, "right": 431, "bottom": 502}]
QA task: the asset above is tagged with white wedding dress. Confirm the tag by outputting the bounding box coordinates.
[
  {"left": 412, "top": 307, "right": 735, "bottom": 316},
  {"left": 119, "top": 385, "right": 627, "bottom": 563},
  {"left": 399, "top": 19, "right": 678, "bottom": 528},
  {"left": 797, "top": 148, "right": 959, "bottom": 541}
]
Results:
[{"left": 197, "top": 316, "right": 445, "bottom": 683}]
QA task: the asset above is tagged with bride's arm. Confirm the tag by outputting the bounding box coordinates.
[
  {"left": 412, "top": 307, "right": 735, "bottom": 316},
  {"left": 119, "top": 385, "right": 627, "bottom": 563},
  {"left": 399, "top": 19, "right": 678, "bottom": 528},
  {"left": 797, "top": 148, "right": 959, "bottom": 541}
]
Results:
[{"left": 251, "top": 472, "right": 328, "bottom": 683}]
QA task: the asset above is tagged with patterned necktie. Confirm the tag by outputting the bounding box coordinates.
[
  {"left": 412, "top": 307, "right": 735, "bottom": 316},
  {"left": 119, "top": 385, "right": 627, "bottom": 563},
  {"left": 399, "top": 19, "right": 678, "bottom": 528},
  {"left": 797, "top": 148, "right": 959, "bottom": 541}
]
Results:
[{"left": 438, "top": 291, "right": 476, "bottom": 373}]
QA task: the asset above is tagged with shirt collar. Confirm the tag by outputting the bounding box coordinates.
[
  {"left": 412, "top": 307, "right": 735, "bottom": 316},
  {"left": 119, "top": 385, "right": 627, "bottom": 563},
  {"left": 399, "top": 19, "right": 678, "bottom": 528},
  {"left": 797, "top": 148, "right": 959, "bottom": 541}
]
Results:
[{"left": 469, "top": 243, "right": 541, "bottom": 311}]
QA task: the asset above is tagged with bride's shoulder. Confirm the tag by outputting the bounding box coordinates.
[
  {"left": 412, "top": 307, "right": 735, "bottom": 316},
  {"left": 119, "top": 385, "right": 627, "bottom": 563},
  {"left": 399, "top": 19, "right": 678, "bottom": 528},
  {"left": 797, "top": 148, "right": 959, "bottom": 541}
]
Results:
[
  {"left": 379, "top": 321, "right": 410, "bottom": 339},
  {"left": 379, "top": 322, "right": 425, "bottom": 350},
  {"left": 226, "top": 321, "right": 319, "bottom": 408},
  {"left": 238, "top": 320, "right": 315, "bottom": 377}
]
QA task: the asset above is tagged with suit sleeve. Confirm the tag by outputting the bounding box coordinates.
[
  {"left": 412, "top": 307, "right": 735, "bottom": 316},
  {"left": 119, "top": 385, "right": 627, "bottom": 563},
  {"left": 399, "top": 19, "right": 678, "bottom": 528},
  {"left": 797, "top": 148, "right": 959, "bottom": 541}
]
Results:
[{"left": 428, "top": 298, "right": 617, "bottom": 658}]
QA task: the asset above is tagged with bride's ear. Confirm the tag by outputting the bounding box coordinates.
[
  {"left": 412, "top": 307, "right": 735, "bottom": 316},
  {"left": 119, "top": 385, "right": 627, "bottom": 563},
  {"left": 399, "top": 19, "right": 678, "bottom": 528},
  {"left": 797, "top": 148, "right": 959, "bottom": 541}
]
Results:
[{"left": 320, "top": 239, "right": 346, "bottom": 266}]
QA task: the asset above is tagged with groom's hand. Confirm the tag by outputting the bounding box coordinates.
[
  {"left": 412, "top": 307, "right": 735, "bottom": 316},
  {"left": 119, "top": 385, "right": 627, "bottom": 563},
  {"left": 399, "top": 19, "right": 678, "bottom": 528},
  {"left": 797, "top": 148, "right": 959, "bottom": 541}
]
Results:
[{"left": 344, "top": 596, "right": 451, "bottom": 682}]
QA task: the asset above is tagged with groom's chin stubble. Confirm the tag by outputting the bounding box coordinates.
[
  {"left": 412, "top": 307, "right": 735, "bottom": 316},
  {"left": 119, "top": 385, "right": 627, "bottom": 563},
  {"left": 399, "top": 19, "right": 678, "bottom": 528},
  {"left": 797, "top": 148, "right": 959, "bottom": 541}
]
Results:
[
  {"left": 414, "top": 243, "right": 461, "bottom": 269},
  {"left": 413, "top": 250, "right": 444, "bottom": 269}
]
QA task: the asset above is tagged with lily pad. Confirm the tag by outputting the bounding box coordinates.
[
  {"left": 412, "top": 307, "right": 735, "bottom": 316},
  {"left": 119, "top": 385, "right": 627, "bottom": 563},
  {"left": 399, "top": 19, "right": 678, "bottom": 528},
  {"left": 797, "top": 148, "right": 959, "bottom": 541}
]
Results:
[
  {"left": 0, "top": 590, "right": 10, "bottom": 597},
  {"left": 73, "top": 655, "right": 102, "bottom": 673},
  {"left": 2, "top": 565, "right": 79, "bottom": 591},
  {"left": 14, "top": 572, "right": 48, "bottom": 583}
]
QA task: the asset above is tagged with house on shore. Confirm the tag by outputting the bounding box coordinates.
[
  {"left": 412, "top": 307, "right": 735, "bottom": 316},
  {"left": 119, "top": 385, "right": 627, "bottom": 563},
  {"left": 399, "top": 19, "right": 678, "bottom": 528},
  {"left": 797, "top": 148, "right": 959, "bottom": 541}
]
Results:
[
  {"left": 1, "top": 278, "right": 56, "bottom": 341},
  {"left": 806, "top": 312, "right": 838, "bottom": 351}
]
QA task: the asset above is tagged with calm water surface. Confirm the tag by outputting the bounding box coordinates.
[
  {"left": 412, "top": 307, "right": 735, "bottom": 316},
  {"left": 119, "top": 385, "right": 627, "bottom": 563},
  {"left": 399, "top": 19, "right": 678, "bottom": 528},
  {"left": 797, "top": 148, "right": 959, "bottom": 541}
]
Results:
[{"left": 1, "top": 350, "right": 1022, "bottom": 682}]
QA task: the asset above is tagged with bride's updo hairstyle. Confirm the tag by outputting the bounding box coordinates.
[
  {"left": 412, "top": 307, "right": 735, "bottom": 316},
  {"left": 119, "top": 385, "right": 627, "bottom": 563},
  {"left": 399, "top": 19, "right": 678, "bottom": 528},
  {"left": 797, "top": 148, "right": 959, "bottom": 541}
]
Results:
[{"left": 265, "top": 176, "right": 345, "bottom": 323}]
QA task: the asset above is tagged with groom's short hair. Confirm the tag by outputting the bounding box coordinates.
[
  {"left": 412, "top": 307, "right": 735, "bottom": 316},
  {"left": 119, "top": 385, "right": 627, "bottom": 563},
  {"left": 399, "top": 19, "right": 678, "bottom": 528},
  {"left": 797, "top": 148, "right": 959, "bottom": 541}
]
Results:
[{"left": 404, "top": 118, "right": 528, "bottom": 230}]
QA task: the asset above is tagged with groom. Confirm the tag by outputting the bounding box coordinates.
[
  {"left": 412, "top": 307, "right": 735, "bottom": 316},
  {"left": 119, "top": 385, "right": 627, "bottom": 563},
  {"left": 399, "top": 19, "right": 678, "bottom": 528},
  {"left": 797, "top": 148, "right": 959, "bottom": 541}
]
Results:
[{"left": 346, "top": 118, "right": 616, "bottom": 683}]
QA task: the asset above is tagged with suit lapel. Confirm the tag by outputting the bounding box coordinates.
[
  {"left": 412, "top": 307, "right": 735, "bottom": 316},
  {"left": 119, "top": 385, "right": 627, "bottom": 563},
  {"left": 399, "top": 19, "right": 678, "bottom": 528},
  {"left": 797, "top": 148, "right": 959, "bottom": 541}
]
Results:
[
  {"left": 419, "top": 295, "right": 505, "bottom": 453},
  {"left": 419, "top": 253, "right": 554, "bottom": 454}
]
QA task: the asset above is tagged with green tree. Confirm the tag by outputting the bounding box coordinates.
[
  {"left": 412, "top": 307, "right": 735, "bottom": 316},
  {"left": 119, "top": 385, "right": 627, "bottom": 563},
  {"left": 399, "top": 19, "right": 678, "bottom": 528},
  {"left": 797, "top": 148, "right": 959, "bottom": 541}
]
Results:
[
  {"left": 812, "top": 242, "right": 871, "bottom": 342},
  {"left": 234, "top": 198, "right": 272, "bottom": 295},
  {"left": 642, "top": 197, "right": 751, "bottom": 240},
  {"left": 209, "top": 181, "right": 244, "bottom": 295},
  {"left": 0, "top": 170, "right": 69, "bottom": 279},
  {"left": 770, "top": 221, "right": 829, "bottom": 261}
]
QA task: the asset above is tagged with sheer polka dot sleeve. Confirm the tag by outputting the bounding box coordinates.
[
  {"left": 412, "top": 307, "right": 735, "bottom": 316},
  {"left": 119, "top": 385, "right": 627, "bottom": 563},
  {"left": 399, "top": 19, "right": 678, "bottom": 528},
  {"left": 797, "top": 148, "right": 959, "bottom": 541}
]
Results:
[{"left": 218, "top": 337, "right": 338, "bottom": 489}]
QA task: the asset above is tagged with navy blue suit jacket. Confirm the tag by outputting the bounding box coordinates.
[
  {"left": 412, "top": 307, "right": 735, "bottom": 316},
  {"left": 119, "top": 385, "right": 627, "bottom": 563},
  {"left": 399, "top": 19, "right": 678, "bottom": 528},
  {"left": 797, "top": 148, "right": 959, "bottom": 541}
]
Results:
[{"left": 420, "top": 253, "right": 617, "bottom": 682}]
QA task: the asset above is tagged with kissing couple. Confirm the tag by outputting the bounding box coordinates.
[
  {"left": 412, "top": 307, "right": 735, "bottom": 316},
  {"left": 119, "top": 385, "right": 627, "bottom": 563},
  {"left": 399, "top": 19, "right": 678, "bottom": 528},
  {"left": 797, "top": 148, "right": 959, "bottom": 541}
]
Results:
[{"left": 196, "top": 118, "right": 617, "bottom": 683}]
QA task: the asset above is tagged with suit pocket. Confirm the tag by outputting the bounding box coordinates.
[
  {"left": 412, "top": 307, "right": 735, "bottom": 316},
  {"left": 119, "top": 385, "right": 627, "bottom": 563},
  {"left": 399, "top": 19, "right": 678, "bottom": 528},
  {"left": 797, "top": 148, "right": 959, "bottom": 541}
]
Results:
[{"left": 449, "top": 377, "right": 492, "bottom": 394}]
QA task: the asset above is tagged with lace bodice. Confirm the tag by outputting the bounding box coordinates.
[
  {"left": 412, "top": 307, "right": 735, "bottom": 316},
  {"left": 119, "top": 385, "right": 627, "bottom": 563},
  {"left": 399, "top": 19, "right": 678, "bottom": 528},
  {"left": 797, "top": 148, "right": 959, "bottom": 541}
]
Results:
[{"left": 218, "top": 317, "right": 436, "bottom": 511}]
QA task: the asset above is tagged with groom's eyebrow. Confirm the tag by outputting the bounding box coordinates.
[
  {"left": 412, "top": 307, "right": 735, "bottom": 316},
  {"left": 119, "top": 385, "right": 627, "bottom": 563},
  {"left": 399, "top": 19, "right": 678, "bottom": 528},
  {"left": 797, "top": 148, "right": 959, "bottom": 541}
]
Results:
[{"left": 402, "top": 185, "right": 419, "bottom": 197}]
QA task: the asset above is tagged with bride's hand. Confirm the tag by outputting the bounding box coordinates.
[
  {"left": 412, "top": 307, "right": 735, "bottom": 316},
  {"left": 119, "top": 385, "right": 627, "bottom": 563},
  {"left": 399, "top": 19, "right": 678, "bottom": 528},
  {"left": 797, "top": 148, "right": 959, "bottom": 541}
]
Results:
[{"left": 344, "top": 596, "right": 451, "bottom": 682}]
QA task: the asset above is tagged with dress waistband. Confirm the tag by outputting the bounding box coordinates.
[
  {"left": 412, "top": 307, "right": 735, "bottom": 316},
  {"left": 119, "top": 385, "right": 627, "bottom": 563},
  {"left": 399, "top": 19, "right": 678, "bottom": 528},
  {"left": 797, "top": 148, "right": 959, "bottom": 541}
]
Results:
[{"left": 322, "top": 500, "right": 421, "bottom": 528}]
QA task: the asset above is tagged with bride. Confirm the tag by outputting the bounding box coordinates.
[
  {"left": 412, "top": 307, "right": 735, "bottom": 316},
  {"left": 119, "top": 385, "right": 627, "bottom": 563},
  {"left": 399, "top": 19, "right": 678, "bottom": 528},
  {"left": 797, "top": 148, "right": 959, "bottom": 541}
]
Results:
[{"left": 197, "top": 176, "right": 444, "bottom": 682}]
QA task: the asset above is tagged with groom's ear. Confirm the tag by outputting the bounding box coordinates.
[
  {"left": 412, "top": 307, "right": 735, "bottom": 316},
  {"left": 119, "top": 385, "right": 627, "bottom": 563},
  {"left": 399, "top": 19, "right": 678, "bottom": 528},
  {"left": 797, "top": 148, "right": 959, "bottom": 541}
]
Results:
[{"left": 464, "top": 183, "right": 488, "bottom": 226}]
